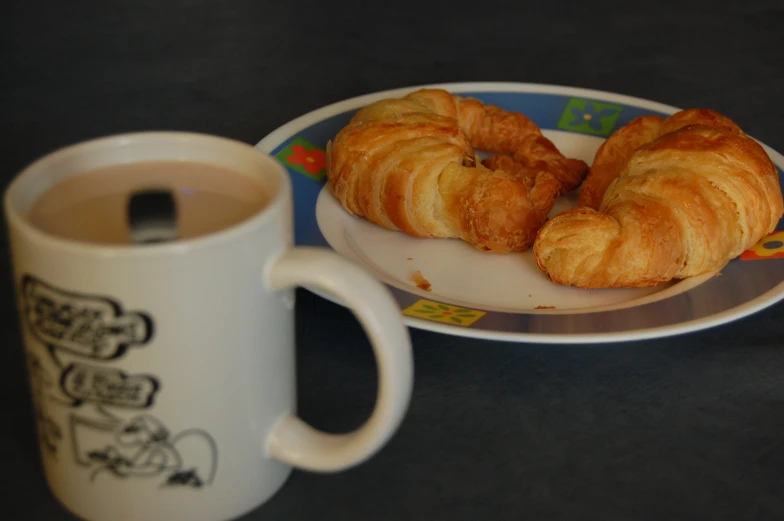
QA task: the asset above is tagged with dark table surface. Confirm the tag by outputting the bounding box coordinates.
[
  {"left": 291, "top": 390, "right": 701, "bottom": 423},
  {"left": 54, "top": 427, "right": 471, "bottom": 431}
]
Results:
[{"left": 3, "top": 0, "right": 784, "bottom": 520}]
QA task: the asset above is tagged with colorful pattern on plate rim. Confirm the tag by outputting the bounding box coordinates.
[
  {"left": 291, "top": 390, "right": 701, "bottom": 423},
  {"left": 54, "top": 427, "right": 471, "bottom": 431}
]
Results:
[
  {"left": 402, "top": 300, "right": 486, "bottom": 327},
  {"left": 275, "top": 137, "right": 326, "bottom": 181},
  {"left": 556, "top": 98, "right": 624, "bottom": 136},
  {"left": 740, "top": 230, "right": 784, "bottom": 260}
]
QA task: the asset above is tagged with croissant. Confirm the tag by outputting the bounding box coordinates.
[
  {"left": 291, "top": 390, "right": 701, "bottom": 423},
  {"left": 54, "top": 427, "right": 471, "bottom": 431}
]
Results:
[
  {"left": 579, "top": 108, "right": 744, "bottom": 209},
  {"left": 533, "top": 109, "right": 784, "bottom": 288},
  {"left": 326, "top": 88, "right": 588, "bottom": 253}
]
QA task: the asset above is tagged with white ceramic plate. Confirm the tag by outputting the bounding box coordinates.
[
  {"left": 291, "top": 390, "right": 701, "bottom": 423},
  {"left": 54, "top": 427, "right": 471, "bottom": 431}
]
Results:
[{"left": 256, "top": 82, "right": 784, "bottom": 344}]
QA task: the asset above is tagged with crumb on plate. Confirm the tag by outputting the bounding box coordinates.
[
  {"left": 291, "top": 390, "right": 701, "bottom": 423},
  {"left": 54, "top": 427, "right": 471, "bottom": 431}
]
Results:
[
  {"left": 411, "top": 270, "right": 431, "bottom": 291},
  {"left": 535, "top": 305, "right": 556, "bottom": 309}
]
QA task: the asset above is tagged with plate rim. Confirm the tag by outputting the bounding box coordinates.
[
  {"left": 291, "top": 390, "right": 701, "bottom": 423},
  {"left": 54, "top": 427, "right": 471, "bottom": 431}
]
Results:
[
  {"left": 257, "top": 81, "right": 685, "bottom": 152},
  {"left": 255, "top": 81, "right": 784, "bottom": 344}
]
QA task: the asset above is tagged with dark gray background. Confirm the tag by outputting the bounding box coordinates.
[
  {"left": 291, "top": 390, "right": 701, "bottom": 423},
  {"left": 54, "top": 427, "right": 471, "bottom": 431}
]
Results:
[{"left": 3, "top": 1, "right": 784, "bottom": 520}]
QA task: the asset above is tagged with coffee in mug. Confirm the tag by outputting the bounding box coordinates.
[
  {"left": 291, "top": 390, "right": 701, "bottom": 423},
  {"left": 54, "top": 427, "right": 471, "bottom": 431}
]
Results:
[{"left": 28, "top": 160, "right": 270, "bottom": 245}]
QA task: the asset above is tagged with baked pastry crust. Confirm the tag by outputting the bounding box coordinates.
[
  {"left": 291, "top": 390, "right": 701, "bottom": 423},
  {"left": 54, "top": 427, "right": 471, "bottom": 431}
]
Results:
[
  {"left": 326, "top": 88, "right": 588, "bottom": 253},
  {"left": 580, "top": 109, "right": 743, "bottom": 209},
  {"left": 533, "top": 111, "right": 784, "bottom": 288}
]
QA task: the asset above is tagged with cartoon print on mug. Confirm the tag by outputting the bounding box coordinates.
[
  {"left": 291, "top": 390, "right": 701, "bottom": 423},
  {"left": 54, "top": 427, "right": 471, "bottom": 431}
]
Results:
[
  {"left": 20, "top": 274, "right": 219, "bottom": 488},
  {"left": 59, "top": 362, "right": 160, "bottom": 409},
  {"left": 21, "top": 275, "right": 154, "bottom": 362},
  {"left": 69, "top": 408, "right": 218, "bottom": 488}
]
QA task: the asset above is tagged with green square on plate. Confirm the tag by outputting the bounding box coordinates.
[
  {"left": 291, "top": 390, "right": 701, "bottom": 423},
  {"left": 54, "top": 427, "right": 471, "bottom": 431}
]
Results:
[{"left": 556, "top": 98, "right": 623, "bottom": 136}]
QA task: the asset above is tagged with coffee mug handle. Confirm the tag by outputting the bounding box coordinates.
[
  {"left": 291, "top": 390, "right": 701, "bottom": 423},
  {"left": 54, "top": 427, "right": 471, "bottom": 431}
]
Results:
[{"left": 263, "top": 246, "right": 414, "bottom": 472}]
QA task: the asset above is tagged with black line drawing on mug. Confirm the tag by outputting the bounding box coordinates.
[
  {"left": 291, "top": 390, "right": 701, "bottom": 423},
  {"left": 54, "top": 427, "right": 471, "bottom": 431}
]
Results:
[
  {"left": 21, "top": 275, "right": 154, "bottom": 360},
  {"left": 70, "top": 412, "right": 217, "bottom": 488},
  {"left": 19, "top": 275, "right": 217, "bottom": 489},
  {"left": 40, "top": 345, "right": 87, "bottom": 408},
  {"left": 26, "top": 351, "right": 63, "bottom": 456},
  {"left": 60, "top": 363, "right": 160, "bottom": 409}
]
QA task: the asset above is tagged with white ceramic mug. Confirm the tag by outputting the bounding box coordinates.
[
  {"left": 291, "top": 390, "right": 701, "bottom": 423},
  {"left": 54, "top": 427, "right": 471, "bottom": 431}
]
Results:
[{"left": 4, "top": 132, "right": 414, "bottom": 521}]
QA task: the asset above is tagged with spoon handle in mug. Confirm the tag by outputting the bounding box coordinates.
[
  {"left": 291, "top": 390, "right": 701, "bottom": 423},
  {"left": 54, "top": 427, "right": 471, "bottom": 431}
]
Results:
[{"left": 264, "top": 246, "right": 414, "bottom": 472}]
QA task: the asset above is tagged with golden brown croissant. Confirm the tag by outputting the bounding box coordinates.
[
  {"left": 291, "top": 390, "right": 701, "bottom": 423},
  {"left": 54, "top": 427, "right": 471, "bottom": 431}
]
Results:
[
  {"left": 326, "top": 88, "right": 588, "bottom": 253},
  {"left": 533, "top": 111, "right": 784, "bottom": 288},
  {"left": 579, "top": 108, "right": 744, "bottom": 209}
]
